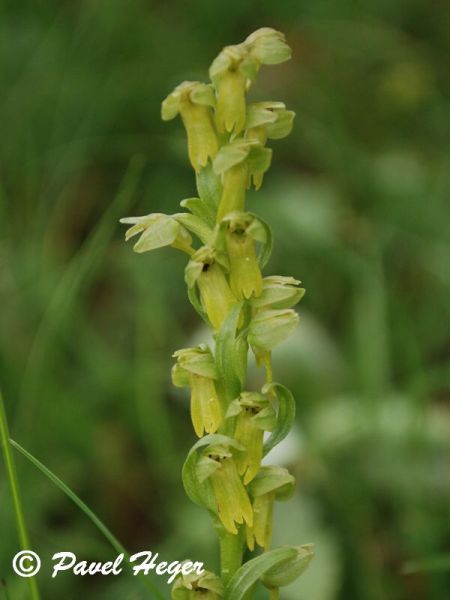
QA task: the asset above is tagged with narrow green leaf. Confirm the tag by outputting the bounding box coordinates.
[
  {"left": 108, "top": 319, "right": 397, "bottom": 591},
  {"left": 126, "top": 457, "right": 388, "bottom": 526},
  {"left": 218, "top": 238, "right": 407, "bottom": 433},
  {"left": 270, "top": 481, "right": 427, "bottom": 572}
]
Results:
[
  {"left": 10, "top": 439, "right": 164, "bottom": 600},
  {"left": 0, "top": 395, "right": 40, "bottom": 600},
  {"left": 224, "top": 547, "right": 297, "bottom": 600},
  {"left": 262, "top": 383, "right": 296, "bottom": 456}
]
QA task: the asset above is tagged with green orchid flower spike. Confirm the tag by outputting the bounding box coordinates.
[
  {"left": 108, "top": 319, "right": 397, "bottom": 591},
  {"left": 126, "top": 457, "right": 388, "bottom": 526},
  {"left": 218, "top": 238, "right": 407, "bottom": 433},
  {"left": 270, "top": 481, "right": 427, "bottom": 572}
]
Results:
[{"left": 122, "top": 28, "right": 314, "bottom": 599}]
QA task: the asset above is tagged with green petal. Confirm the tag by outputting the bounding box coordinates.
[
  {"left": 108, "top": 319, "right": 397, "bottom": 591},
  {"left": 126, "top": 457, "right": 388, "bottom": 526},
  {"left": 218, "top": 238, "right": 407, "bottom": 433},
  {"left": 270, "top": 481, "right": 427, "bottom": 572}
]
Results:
[
  {"left": 246, "top": 146, "right": 272, "bottom": 190},
  {"left": 251, "top": 276, "right": 305, "bottom": 310},
  {"left": 196, "top": 455, "right": 221, "bottom": 483},
  {"left": 185, "top": 258, "right": 204, "bottom": 288},
  {"left": 161, "top": 91, "right": 181, "bottom": 120},
  {"left": 171, "top": 363, "right": 190, "bottom": 388},
  {"left": 211, "top": 457, "right": 253, "bottom": 533},
  {"left": 234, "top": 413, "right": 264, "bottom": 484},
  {"left": 181, "top": 103, "right": 218, "bottom": 171},
  {"left": 215, "top": 70, "right": 247, "bottom": 133},
  {"left": 213, "top": 139, "right": 256, "bottom": 175},
  {"left": 189, "top": 82, "right": 216, "bottom": 107},
  {"left": 216, "top": 164, "right": 248, "bottom": 222},
  {"left": 226, "top": 231, "right": 263, "bottom": 300},
  {"left": 245, "top": 28, "right": 292, "bottom": 65},
  {"left": 172, "top": 569, "right": 224, "bottom": 600},
  {"left": 191, "top": 374, "right": 223, "bottom": 437},
  {"left": 248, "top": 466, "right": 295, "bottom": 500},
  {"left": 174, "top": 346, "right": 218, "bottom": 379},
  {"left": 247, "top": 492, "right": 273, "bottom": 551},
  {"left": 246, "top": 102, "right": 282, "bottom": 129},
  {"left": 266, "top": 109, "right": 295, "bottom": 139},
  {"left": 133, "top": 214, "right": 187, "bottom": 253},
  {"left": 197, "top": 263, "right": 238, "bottom": 330},
  {"left": 248, "top": 309, "right": 299, "bottom": 353},
  {"left": 261, "top": 544, "right": 314, "bottom": 589}
]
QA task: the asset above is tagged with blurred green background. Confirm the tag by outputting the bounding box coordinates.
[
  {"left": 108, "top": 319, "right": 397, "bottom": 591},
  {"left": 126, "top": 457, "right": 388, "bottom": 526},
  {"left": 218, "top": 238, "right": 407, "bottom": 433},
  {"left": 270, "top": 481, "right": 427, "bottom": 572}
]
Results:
[{"left": 1, "top": 1, "right": 449, "bottom": 599}]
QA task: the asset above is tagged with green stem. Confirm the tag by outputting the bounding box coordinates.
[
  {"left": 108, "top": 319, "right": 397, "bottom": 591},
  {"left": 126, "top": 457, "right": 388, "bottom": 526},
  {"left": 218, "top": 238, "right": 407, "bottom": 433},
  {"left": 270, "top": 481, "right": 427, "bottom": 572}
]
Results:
[
  {"left": 0, "top": 390, "right": 40, "bottom": 600},
  {"left": 218, "top": 525, "right": 245, "bottom": 585},
  {"left": 261, "top": 352, "right": 273, "bottom": 384},
  {"left": 269, "top": 588, "right": 280, "bottom": 600}
]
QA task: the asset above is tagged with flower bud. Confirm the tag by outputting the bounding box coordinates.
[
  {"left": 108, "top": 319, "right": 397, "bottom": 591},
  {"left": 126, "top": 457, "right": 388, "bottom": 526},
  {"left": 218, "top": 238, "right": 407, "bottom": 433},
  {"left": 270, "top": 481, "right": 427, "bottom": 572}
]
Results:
[
  {"left": 200, "top": 443, "right": 253, "bottom": 534},
  {"left": 251, "top": 276, "right": 305, "bottom": 310},
  {"left": 222, "top": 212, "right": 263, "bottom": 300},
  {"left": 162, "top": 81, "right": 218, "bottom": 171},
  {"left": 246, "top": 466, "right": 295, "bottom": 551},
  {"left": 185, "top": 247, "right": 237, "bottom": 330},
  {"left": 120, "top": 213, "right": 193, "bottom": 254},
  {"left": 172, "top": 346, "right": 222, "bottom": 437},
  {"left": 261, "top": 544, "right": 314, "bottom": 589},
  {"left": 226, "top": 392, "right": 275, "bottom": 484},
  {"left": 172, "top": 569, "right": 224, "bottom": 600},
  {"left": 248, "top": 309, "right": 299, "bottom": 355}
]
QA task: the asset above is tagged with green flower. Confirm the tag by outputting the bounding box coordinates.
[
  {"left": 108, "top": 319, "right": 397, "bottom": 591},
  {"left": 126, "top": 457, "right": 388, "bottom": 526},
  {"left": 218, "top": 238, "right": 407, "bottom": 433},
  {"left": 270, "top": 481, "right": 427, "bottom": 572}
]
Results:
[
  {"left": 120, "top": 213, "right": 193, "bottom": 254},
  {"left": 172, "top": 346, "right": 222, "bottom": 437},
  {"left": 246, "top": 466, "right": 295, "bottom": 551},
  {"left": 221, "top": 212, "right": 265, "bottom": 300},
  {"left": 248, "top": 309, "right": 299, "bottom": 356},
  {"left": 261, "top": 544, "right": 314, "bottom": 589},
  {"left": 162, "top": 81, "right": 218, "bottom": 171},
  {"left": 197, "top": 443, "right": 253, "bottom": 534},
  {"left": 213, "top": 139, "right": 271, "bottom": 221},
  {"left": 251, "top": 276, "right": 305, "bottom": 310},
  {"left": 209, "top": 44, "right": 257, "bottom": 134},
  {"left": 245, "top": 101, "right": 296, "bottom": 145},
  {"left": 172, "top": 569, "right": 224, "bottom": 600},
  {"left": 209, "top": 28, "right": 291, "bottom": 136},
  {"left": 226, "top": 392, "right": 276, "bottom": 484},
  {"left": 185, "top": 246, "right": 237, "bottom": 330}
]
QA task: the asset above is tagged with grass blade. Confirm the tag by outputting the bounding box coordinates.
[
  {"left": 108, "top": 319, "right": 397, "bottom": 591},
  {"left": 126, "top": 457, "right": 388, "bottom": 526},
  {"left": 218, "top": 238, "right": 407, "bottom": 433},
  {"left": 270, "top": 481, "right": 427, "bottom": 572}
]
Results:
[
  {"left": 9, "top": 438, "right": 166, "bottom": 600},
  {"left": 0, "top": 391, "right": 40, "bottom": 600}
]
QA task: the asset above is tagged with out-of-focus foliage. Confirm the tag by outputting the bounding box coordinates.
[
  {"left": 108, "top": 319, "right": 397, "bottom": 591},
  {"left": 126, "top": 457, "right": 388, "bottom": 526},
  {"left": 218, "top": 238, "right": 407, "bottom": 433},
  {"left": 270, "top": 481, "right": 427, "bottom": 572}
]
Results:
[{"left": 0, "top": 1, "right": 449, "bottom": 599}]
